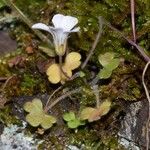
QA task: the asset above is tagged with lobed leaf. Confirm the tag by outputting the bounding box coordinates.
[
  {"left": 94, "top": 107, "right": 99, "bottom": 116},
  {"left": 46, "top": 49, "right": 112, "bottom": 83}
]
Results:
[
  {"left": 80, "top": 100, "right": 112, "bottom": 122},
  {"left": 105, "top": 58, "right": 120, "bottom": 71},
  {"left": 24, "top": 99, "right": 56, "bottom": 129},
  {"left": 63, "top": 112, "right": 76, "bottom": 121},
  {"left": 67, "top": 119, "right": 82, "bottom": 129},
  {"left": 80, "top": 107, "right": 96, "bottom": 120},
  {"left": 26, "top": 113, "right": 43, "bottom": 127},
  {"left": 46, "top": 63, "right": 61, "bottom": 84},
  {"left": 41, "top": 114, "right": 57, "bottom": 129},
  {"left": 24, "top": 98, "right": 43, "bottom": 113},
  {"left": 64, "top": 52, "right": 81, "bottom": 70},
  {"left": 98, "top": 68, "right": 112, "bottom": 79},
  {"left": 98, "top": 100, "right": 111, "bottom": 116},
  {"left": 98, "top": 52, "right": 115, "bottom": 67}
]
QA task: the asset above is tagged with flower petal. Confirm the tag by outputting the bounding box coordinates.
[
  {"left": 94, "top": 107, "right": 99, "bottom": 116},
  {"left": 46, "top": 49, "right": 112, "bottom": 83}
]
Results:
[
  {"left": 52, "top": 14, "right": 78, "bottom": 32},
  {"left": 62, "top": 16, "right": 78, "bottom": 32},
  {"left": 32, "top": 23, "right": 50, "bottom": 32},
  {"left": 52, "top": 14, "right": 65, "bottom": 28}
]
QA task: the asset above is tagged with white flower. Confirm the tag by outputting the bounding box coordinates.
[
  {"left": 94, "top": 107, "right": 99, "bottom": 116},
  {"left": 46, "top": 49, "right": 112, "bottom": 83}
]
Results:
[{"left": 32, "top": 14, "right": 80, "bottom": 56}]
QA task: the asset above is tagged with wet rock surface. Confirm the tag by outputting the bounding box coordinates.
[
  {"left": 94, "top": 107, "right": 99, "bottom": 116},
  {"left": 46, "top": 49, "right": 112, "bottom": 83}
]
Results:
[{"left": 119, "top": 100, "right": 149, "bottom": 149}]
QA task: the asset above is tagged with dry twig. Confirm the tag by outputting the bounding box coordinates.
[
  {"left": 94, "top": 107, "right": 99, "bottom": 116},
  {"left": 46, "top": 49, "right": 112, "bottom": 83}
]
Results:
[{"left": 130, "top": 0, "right": 136, "bottom": 43}]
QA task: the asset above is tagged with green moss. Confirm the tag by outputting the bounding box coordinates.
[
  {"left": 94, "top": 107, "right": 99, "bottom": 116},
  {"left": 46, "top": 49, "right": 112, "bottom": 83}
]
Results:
[
  {"left": 0, "top": 106, "right": 21, "bottom": 125},
  {"left": 118, "top": 78, "right": 142, "bottom": 101},
  {"left": 13, "top": 0, "right": 47, "bottom": 22},
  {"left": 68, "top": 128, "right": 125, "bottom": 150}
]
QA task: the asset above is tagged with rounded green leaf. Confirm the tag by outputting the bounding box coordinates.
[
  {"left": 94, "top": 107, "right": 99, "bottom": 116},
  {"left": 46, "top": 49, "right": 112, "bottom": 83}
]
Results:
[
  {"left": 26, "top": 113, "right": 41, "bottom": 127},
  {"left": 80, "top": 107, "right": 96, "bottom": 120},
  {"left": 98, "top": 68, "right": 112, "bottom": 79},
  {"left": 98, "top": 100, "right": 111, "bottom": 116},
  {"left": 98, "top": 52, "right": 115, "bottom": 67},
  {"left": 41, "top": 114, "right": 56, "bottom": 129},
  {"left": 31, "top": 98, "right": 43, "bottom": 113},
  {"left": 24, "top": 98, "right": 43, "bottom": 113},
  {"left": 105, "top": 58, "right": 120, "bottom": 71},
  {"left": 24, "top": 101, "right": 33, "bottom": 112},
  {"left": 63, "top": 112, "right": 76, "bottom": 121},
  {"left": 67, "top": 119, "right": 81, "bottom": 129}
]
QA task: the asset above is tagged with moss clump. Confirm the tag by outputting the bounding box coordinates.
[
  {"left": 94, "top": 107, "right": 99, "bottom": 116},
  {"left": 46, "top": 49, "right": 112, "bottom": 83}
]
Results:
[
  {"left": 0, "top": 106, "right": 21, "bottom": 125},
  {"left": 68, "top": 127, "right": 125, "bottom": 149}
]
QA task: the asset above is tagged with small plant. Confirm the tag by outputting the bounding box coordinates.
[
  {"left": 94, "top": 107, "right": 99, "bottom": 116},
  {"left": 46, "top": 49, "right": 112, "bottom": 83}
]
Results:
[
  {"left": 98, "top": 52, "right": 120, "bottom": 79},
  {"left": 80, "top": 100, "right": 111, "bottom": 122},
  {"left": 32, "top": 14, "right": 81, "bottom": 84},
  {"left": 23, "top": 98, "right": 56, "bottom": 129},
  {"left": 23, "top": 14, "right": 113, "bottom": 130},
  {"left": 63, "top": 112, "right": 85, "bottom": 129}
]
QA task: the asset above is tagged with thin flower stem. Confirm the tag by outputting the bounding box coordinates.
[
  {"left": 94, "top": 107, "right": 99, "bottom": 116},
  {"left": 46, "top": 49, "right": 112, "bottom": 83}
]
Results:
[
  {"left": 104, "top": 19, "right": 150, "bottom": 62},
  {"left": 45, "top": 88, "right": 81, "bottom": 112},
  {"left": 81, "top": 17, "right": 103, "bottom": 69},
  {"left": 59, "top": 56, "right": 71, "bottom": 79},
  {"left": 130, "top": 0, "right": 136, "bottom": 43},
  {"left": 142, "top": 61, "right": 150, "bottom": 150},
  {"left": 44, "top": 86, "right": 63, "bottom": 112}
]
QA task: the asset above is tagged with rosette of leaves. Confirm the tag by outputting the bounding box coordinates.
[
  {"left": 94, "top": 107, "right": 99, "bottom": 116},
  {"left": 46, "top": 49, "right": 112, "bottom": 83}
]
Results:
[
  {"left": 80, "top": 100, "right": 111, "bottom": 122},
  {"left": 46, "top": 52, "right": 81, "bottom": 84},
  {"left": 24, "top": 98, "right": 56, "bottom": 129},
  {"left": 63, "top": 112, "right": 85, "bottom": 129},
  {"left": 98, "top": 52, "right": 120, "bottom": 79}
]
